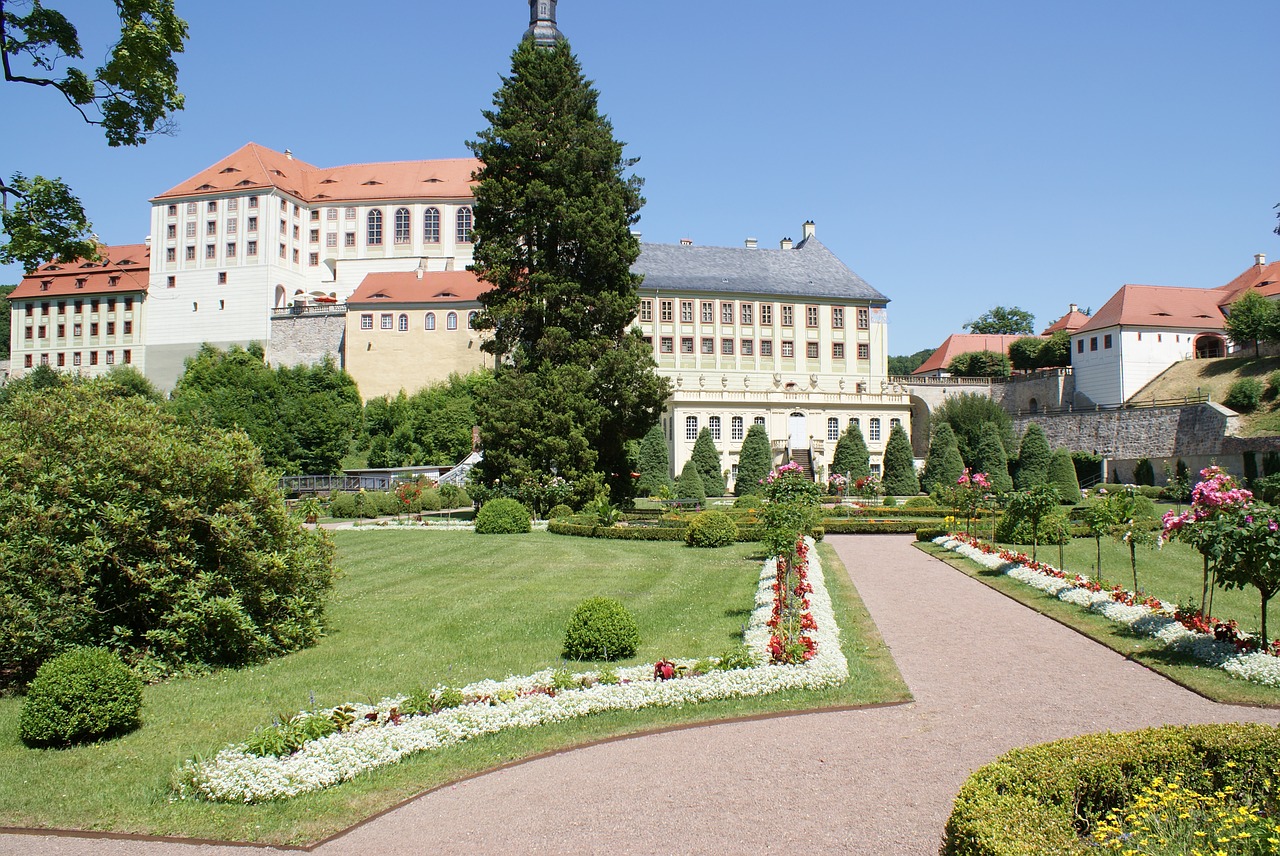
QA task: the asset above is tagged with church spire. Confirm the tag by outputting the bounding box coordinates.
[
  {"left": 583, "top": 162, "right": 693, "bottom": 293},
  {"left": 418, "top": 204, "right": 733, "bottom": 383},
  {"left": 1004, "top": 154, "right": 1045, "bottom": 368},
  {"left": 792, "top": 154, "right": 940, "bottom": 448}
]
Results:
[{"left": 527, "top": 0, "right": 563, "bottom": 47}]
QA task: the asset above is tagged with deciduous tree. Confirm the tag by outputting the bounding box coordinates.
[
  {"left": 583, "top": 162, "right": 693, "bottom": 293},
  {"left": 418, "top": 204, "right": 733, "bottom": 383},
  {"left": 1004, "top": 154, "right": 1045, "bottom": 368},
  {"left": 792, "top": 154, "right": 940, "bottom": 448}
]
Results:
[
  {"left": 1225, "top": 291, "right": 1276, "bottom": 357},
  {"left": 964, "top": 305, "right": 1035, "bottom": 335}
]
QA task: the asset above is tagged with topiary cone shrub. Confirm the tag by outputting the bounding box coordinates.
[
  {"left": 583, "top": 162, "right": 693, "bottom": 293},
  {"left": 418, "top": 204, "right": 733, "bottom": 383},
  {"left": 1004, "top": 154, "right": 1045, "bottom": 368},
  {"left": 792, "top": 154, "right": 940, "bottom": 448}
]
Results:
[
  {"left": 474, "top": 498, "right": 532, "bottom": 534},
  {"left": 684, "top": 510, "right": 739, "bottom": 548},
  {"left": 563, "top": 597, "right": 640, "bottom": 661},
  {"left": 19, "top": 647, "right": 143, "bottom": 747}
]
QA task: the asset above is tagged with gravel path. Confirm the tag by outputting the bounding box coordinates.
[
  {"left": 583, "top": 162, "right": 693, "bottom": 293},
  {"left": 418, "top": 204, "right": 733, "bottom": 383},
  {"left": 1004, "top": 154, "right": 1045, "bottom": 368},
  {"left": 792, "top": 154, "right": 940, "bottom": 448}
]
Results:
[{"left": 6, "top": 534, "right": 1280, "bottom": 855}]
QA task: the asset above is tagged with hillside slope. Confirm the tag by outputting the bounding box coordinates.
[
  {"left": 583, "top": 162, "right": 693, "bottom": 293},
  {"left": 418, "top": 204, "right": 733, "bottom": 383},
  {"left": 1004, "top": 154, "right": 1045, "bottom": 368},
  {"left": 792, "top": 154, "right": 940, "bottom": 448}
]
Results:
[{"left": 1128, "top": 355, "right": 1280, "bottom": 436}]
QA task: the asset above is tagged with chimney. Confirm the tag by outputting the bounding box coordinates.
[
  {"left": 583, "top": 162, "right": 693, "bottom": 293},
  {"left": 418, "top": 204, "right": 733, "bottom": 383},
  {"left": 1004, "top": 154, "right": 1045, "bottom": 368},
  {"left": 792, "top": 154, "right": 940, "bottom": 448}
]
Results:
[
  {"left": 1257, "top": 253, "right": 1267, "bottom": 267},
  {"left": 680, "top": 238, "right": 693, "bottom": 247},
  {"left": 801, "top": 220, "right": 816, "bottom": 240},
  {"left": 744, "top": 237, "right": 757, "bottom": 249},
  {"left": 144, "top": 235, "right": 152, "bottom": 248},
  {"left": 780, "top": 237, "right": 793, "bottom": 250},
  {"left": 284, "top": 148, "right": 293, "bottom": 160},
  {"left": 1069, "top": 303, "right": 1078, "bottom": 314},
  {"left": 416, "top": 257, "right": 428, "bottom": 279}
]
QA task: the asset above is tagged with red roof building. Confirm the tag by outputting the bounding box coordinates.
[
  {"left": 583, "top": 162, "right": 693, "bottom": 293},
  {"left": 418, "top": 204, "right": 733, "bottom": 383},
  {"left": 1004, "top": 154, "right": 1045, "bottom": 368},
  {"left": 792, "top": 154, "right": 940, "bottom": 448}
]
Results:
[{"left": 912, "top": 333, "right": 1028, "bottom": 377}]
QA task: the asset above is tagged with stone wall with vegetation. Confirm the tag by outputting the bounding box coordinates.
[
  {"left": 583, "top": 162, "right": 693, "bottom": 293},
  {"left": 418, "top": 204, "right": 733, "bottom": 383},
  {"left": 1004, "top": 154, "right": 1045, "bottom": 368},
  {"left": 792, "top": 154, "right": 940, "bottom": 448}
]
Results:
[{"left": 268, "top": 313, "right": 346, "bottom": 370}]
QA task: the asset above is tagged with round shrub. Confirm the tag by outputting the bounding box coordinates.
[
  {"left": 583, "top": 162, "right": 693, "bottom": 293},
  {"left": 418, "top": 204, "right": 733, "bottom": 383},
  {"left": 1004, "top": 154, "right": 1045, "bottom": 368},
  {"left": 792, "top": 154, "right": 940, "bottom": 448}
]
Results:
[
  {"left": 19, "top": 648, "right": 143, "bottom": 746},
  {"left": 1224, "top": 376, "right": 1264, "bottom": 413},
  {"left": 732, "top": 494, "right": 761, "bottom": 510},
  {"left": 328, "top": 493, "right": 356, "bottom": 518},
  {"left": 548, "top": 503, "right": 575, "bottom": 519},
  {"left": 942, "top": 724, "right": 1280, "bottom": 855},
  {"left": 562, "top": 597, "right": 640, "bottom": 661},
  {"left": 474, "top": 498, "right": 532, "bottom": 534},
  {"left": 684, "top": 510, "right": 739, "bottom": 548}
]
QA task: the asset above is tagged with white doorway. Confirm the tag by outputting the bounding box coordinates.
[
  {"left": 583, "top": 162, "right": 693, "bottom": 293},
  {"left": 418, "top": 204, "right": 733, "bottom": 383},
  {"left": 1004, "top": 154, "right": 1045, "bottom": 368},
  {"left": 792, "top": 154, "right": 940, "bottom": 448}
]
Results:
[{"left": 788, "top": 412, "right": 807, "bottom": 449}]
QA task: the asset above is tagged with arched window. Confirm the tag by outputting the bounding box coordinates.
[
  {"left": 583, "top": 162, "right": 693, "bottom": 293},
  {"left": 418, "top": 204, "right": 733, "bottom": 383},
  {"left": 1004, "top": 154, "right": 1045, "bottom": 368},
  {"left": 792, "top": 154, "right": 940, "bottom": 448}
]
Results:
[
  {"left": 425, "top": 312, "right": 436, "bottom": 330},
  {"left": 446, "top": 311, "right": 458, "bottom": 330},
  {"left": 456, "top": 206, "right": 473, "bottom": 243},
  {"left": 398, "top": 313, "right": 409, "bottom": 332},
  {"left": 869, "top": 418, "right": 882, "bottom": 442},
  {"left": 827, "top": 417, "right": 840, "bottom": 441},
  {"left": 731, "top": 416, "right": 744, "bottom": 441},
  {"left": 423, "top": 207, "right": 440, "bottom": 243},
  {"left": 754, "top": 416, "right": 766, "bottom": 426},
  {"left": 685, "top": 415, "right": 698, "bottom": 440},
  {"left": 709, "top": 415, "right": 721, "bottom": 440},
  {"left": 890, "top": 417, "right": 901, "bottom": 431},
  {"left": 851, "top": 417, "right": 860, "bottom": 432},
  {"left": 366, "top": 209, "right": 383, "bottom": 245},
  {"left": 393, "top": 208, "right": 411, "bottom": 244},
  {"left": 468, "top": 310, "right": 479, "bottom": 329}
]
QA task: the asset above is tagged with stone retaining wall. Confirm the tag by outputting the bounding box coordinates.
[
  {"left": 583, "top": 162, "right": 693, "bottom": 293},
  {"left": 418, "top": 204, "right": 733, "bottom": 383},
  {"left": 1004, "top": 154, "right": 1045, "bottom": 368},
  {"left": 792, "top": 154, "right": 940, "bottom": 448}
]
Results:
[{"left": 269, "top": 313, "right": 346, "bottom": 369}]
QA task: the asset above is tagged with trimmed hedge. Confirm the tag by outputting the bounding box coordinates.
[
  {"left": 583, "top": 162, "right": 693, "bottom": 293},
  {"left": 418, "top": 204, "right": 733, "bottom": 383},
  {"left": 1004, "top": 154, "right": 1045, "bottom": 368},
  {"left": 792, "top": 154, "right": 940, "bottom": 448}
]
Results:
[
  {"left": 941, "top": 724, "right": 1280, "bottom": 856},
  {"left": 19, "top": 647, "right": 143, "bottom": 746},
  {"left": 563, "top": 597, "right": 640, "bottom": 661},
  {"left": 547, "top": 519, "right": 821, "bottom": 543},
  {"left": 821, "top": 519, "right": 925, "bottom": 535},
  {"left": 823, "top": 505, "right": 994, "bottom": 520},
  {"left": 684, "top": 510, "right": 739, "bottom": 547},
  {"left": 474, "top": 498, "right": 532, "bottom": 534}
]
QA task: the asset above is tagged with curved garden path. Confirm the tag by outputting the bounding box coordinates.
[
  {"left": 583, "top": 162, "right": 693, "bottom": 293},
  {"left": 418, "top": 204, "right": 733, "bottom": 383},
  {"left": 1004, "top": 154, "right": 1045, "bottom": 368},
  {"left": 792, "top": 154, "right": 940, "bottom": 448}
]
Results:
[{"left": 6, "top": 534, "right": 1280, "bottom": 855}]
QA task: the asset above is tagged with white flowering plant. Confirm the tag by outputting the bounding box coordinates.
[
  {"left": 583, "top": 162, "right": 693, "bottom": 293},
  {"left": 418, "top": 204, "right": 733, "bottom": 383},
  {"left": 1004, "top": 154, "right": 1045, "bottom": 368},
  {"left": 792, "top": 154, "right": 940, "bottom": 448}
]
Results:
[{"left": 176, "top": 538, "right": 848, "bottom": 803}]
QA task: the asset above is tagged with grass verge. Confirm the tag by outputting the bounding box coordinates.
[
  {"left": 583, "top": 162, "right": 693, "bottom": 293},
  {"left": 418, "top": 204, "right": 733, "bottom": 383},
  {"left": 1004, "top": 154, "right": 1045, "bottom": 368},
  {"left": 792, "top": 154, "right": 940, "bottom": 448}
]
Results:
[
  {"left": 917, "top": 541, "right": 1280, "bottom": 707},
  {"left": 0, "top": 531, "right": 907, "bottom": 846}
]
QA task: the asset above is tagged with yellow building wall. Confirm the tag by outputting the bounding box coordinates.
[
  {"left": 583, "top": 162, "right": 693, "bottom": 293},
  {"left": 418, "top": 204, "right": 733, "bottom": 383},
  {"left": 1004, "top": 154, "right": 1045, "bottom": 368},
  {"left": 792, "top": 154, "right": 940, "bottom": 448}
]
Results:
[{"left": 344, "top": 304, "right": 488, "bottom": 400}]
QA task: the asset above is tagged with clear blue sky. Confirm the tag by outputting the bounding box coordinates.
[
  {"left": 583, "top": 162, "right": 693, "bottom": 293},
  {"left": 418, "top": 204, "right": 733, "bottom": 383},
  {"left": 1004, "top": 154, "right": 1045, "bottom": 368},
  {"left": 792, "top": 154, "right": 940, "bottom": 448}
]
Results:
[{"left": 4, "top": 0, "right": 1277, "bottom": 355}]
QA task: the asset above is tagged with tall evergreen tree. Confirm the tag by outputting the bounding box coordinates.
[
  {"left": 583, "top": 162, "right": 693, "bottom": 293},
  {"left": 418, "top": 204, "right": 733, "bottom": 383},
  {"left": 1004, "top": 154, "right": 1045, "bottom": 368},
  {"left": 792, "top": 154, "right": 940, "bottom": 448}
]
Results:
[
  {"left": 735, "top": 423, "right": 772, "bottom": 496},
  {"left": 921, "top": 422, "right": 964, "bottom": 494},
  {"left": 973, "top": 422, "right": 1013, "bottom": 492},
  {"left": 881, "top": 423, "right": 920, "bottom": 496},
  {"left": 690, "top": 427, "right": 726, "bottom": 497},
  {"left": 635, "top": 424, "right": 672, "bottom": 496},
  {"left": 675, "top": 458, "right": 706, "bottom": 504},
  {"left": 1048, "top": 446, "right": 1082, "bottom": 503},
  {"left": 830, "top": 422, "right": 871, "bottom": 480},
  {"left": 931, "top": 392, "right": 1015, "bottom": 467},
  {"left": 1013, "top": 423, "right": 1052, "bottom": 490},
  {"left": 468, "top": 31, "right": 669, "bottom": 503}
]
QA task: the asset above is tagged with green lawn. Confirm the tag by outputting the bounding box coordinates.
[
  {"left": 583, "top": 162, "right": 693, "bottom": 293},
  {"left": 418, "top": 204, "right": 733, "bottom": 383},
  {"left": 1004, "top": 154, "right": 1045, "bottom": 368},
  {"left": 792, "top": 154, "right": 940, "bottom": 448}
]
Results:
[
  {"left": 0, "top": 530, "right": 907, "bottom": 845},
  {"left": 920, "top": 540, "right": 1280, "bottom": 706}
]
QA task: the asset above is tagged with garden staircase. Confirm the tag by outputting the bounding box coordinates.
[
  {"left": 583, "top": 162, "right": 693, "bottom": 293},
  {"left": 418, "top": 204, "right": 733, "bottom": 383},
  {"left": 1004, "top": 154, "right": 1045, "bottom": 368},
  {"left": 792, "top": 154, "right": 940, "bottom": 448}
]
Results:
[{"left": 789, "top": 448, "right": 815, "bottom": 482}]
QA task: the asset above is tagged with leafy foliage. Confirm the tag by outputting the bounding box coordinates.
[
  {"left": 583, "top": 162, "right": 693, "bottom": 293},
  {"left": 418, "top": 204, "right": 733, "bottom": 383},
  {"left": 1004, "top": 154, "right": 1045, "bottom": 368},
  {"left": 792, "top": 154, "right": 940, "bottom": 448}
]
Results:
[
  {"left": 735, "top": 422, "right": 772, "bottom": 495},
  {"left": 972, "top": 422, "right": 1013, "bottom": 492},
  {"left": 684, "top": 510, "right": 738, "bottom": 548},
  {"left": 1224, "top": 376, "right": 1265, "bottom": 413},
  {"left": 997, "top": 486, "right": 1064, "bottom": 559},
  {"left": 830, "top": 421, "right": 871, "bottom": 480},
  {"left": 18, "top": 647, "right": 142, "bottom": 746},
  {"left": 947, "top": 350, "right": 1011, "bottom": 379},
  {"left": 0, "top": 283, "right": 11, "bottom": 357},
  {"left": 963, "top": 305, "right": 1035, "bottom": 335},
  {"left": 1224, "top": 291, "right": 1276, "bottom": 357},
  {"left": 363, "top": 372, "right": 491, "bottom": 468},
  {"left": 468, "top": 35, "right": 668, "bottom": 503},
  {"left": 473, "top": 498, "right": 532, "bottom": 534},
  {"left": 1007, "top": 336, "right": 1044, "bottom": 372},
  {"left": 634, "top": 423, "right": 672, "bottom": 497},
  {"left": 1013, "top": 423, "right": 1051, "bottom": 490},
  {"left": 921, "top": 422, "right": 964, "bottom": 494},
  {"left": 930, "top": 393, "right": 1014, "bottom": 467},
  {"left": 690, "top": 427, "right": 726, "bottom": 496},
  {"left": 1215, "top": 504, "right": 1280, "bottom": 644},
  {"left": 0, "top": 174, "right": 98, "bottom": 272},
  {"left": 881, "top": 423, "right": 919, "bottom": 496},
  {"left": 0, "top": 380, "right": 337, "bottom": 687},
  {"left": 887, "top": 348, "right": 935, "bottom": 376},
  {"left": 562, "top": 597, "right": 640, "bottom": 661}
]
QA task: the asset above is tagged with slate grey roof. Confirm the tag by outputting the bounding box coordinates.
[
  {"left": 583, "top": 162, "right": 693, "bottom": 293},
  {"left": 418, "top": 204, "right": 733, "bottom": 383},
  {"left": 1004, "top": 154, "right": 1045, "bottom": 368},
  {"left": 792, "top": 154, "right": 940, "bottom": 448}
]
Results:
[{"left": 633, "top": 237, "right": 888, "bottom": 303}]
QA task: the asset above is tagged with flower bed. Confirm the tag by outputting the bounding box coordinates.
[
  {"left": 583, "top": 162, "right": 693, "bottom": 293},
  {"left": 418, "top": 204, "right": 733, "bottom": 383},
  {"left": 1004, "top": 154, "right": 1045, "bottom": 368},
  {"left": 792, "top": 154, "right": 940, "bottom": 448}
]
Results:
[
  {"left": 933, "top": 534, "right": 1280, "bottom": 689},
  {"left": 177, "top": 538, "right": 848, "bottom": 803}
]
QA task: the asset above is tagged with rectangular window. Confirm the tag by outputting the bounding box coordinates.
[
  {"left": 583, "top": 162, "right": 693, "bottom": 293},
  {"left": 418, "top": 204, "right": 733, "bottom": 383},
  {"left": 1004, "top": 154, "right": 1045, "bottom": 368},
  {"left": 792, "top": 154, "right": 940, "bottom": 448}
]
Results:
[
  {"left": 640, "top": 300, "right": 652, "bottom": 322},
  {"left": 680, "top": 336, "right": 694, "bottom": 354},
  {"left": 226, "top": 220, "right": 237, "bottom": 234},
  {"left": 292, "top": 249, "right": 299, "bottom": 263},
  {"left": 381, "top": 314, "right": 394, "bottom": 330},
  {"left": 326, "top": 232, "right": 337, "bottom": 248},
  {"left": 226, "top": 242, "right": 236, "bottom": 256},
  {"left": 248, "top": 195, "right": 258, "bottom": 209},
  {"left": 25, "top": 327, "right": 33, "bottom": 340},
  {"left": 205, "top": 244, "right": 216, "bottom": 259},
  {"left": 781, "top": 341, "right": 794, "bottom": 358},
  {"left": 760, "top": 340, "right": 773, "bottom": 357},
  {"left": 73, "top": 352, "right": 81, "bottom": 366},
  {"left": 90, "top": 322, "right": 98, "bottom": 336},
  {"left": 89, "top": 351, "right": 98, "bottom": 366},
  {"left": 107, "top": 298, "right": 115, "bottom": 312},
  {"left": 167, "top": 204, "right": 177, "bottom": 216},
  {"left": 207, "top": 200, "right": 217, "bottom": 213},
  {"left": 106, "top": 321, "right": 116, "bottom": 335},
  {"left": 105, "top": 350, "right": 115, "bottom": 365},
  {"left": 1104, "top": 334, "right": 1113, "bottom": 349},
  {"left": 741, "top": 303, "right": 753, "bottom": 325},
  {"left": 870, "top": 419, "right": 881, "bottom": 442},
  {"left": 870, "top": 463, "right": 881, "bottom": 477},
  {"left": 857, "top": 307, "right": 870, "bottom": 330},
  {"left": 721, "top": 338, "right": 734, "bottom": 355},
  {"left": 247, "top": 240, "right": 257, "bottom": 256},
  {"left": 293, "top": 225, "right": 300, "bottom": 240},
  {"left": 123, "top": 349, "right": 131, "bottom": 364},
  {"left": 186, "top": 202, "right": 196, "bottom": 215},
  {"left": 806, "top": 305, "right": 819, "bottom": 327},
  {"left": 701, "top": 302, "right": 714, "bottom": 323},
  {"left": 732, "top": 417, "right": 744, "bottom": 441},
  {"left": 806, "top": 341, "right": 819, "bottom": 359},
  {"left": 1090, "top": 337, "right": 1098, "bottom": 351},
  {"left": 832, "top": 307, "right": 844, "bottom": 328},
  {"left": 166, "top": 224, "right": 176, "bottom": 239},
  {"left": 228, "top": 198, "right": 238, "bottom": 212},
  {"left": 279, "top": 244, "right": 287, "bottom": 258},
  {"left": 124, "top": 297, "right": 132, "bottom": 311},
  {"left": 680, "top": 300, "right": 694, "bottom": 323},
  {"left": 217, "top": 272, "right": 227, "bottom": 285},
  {"left": 360, "top": 314, "right": 373, "bottom": 330},
  {"left": 858, "top": 343, "right": 870, "bottom": 360},
  {"left": 206, "top": 221, "right": 217, "bottom": 236},
  {"left": 40, "top": 353, "right": 48, "bottom": 365},
  {"left": 123, "top": 320, "right": 132, "bottom": 334},
  {"left": 833, "top": 342, "right": 845, "bottom": 359},
  {"left": 660, "top": 336, "right": 674, "bottom": 354},
  {"left": 309, "top": 252, "right": 319, "bottom": 266},
  {"left": 310, "top": 229, "right": 319, "bottom": 243},
  {"left": 280, "top": 219, "right": 287, "bottom": 235},
  {"left": 73, "top": 323, "right": 82, "bottom": 336},
  {"left": 782, "top": 305, "right": 794, "bottom": 326},
  {"left": 310, "top": 209, "right": 319, "bottom": 221},
  {"left": 701, "top": 337, "right": 715, "bottom": 354},
  {"left": 166, "top": 248, "right": 176, "bottom": 262},
  {"left": 721, "top": 303, "right": 734, "bottom": 324},
  {"left": 345, "top": 207, "right": 356, "bottom": 220},
  {"left": 1077, "top": 339, "right": 1084, "bottom": 353},
  {"left": 23, "top": 355, "right": 31, "bottom": 367},
  {"left": 327, "top": 208, "right": 338, "bottom": 220},
  {"left": 659, "top": 300, "right": 673, "bottom": 322},
  {"left": 247, "top": 216, "right": 257, "bottom": 232},
  {"left": 185, "top": 246, "right": 196, "bottom": 260},
  {"left": 741, "top": 339, "right": 753, "bottom": 355},
  {"left": 760, "top": 305, "right": 773, "bottom": 325},
  {"left": 345, "top": 232, "right": 356, "bottom": 247}
]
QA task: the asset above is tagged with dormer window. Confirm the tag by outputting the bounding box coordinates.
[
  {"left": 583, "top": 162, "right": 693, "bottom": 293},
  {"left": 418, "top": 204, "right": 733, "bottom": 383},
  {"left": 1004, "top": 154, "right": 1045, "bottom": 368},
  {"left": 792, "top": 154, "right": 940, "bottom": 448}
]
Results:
[{"left": 40, "top": 281, "right": 51, "bottom": 291}]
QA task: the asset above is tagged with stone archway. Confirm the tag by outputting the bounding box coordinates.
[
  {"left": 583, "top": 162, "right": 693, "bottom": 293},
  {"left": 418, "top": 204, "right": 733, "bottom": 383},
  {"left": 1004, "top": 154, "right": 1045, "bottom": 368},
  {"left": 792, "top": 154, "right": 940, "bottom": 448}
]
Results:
[
  {"left": 908, "top": 395, "right": 932, "bottom": 457},
  {"left": 1194, "top": 333, "right": 1225, "bottom": 359}
]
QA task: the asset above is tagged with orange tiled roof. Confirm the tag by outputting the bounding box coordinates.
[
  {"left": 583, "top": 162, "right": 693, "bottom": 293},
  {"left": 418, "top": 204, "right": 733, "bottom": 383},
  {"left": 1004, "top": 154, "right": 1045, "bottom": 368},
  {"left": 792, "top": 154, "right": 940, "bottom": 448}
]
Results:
[
  {"left": 347, "top": 270, "right": 489, "bottom": 306},
  {"left": 1217, "top": 260, "right": 1280, "bottom": 305},
  {"left": 912, "top": 333, "right": 1030, "bottom": 375},
  {"left": 10, "top": 244, "right": 150, "bottom": 299},
  {"left": 151, "top": 143, "right": 479, "bottom": 204},
  {"left": 1074, "top": 284, "right": 1225, "bottom": 334},
  {"left": 1041, "top": 308, "right": 1092, "bottom": 334}
]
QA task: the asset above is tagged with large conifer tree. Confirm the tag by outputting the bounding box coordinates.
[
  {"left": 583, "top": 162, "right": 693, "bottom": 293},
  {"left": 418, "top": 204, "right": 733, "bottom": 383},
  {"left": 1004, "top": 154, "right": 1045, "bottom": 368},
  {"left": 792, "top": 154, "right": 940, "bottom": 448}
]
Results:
[
  {"left": 881, "top": 423, "right": 920, "bottom": 496},
  {"left": 831, "top": 422, "right": 871, "bottom": 480},
  {"left": 735, "top": 423, "right": 772, "bottom": 496},
  {"left": 690, "top": 427, "right": 726, "bottom": 497},
  {"left": 1013, "top": 422, "right": 1052, "bottom": 490},
  {"left": 921, "top": 422, "right": 964, "bottom": 494},
  {"left": 635, "top": 423, "right": 672, "bottom": 496},
  {"left": 468, "top": 32, "right": 669, "bottom": 503},
  {"left": 973, "top": 422, "right": 1013, "bottom": 492}
]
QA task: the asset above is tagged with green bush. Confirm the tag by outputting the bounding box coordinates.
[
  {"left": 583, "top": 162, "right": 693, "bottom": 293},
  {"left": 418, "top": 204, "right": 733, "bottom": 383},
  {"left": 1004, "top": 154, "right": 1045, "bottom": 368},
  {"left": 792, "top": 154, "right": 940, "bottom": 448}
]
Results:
[
  {"left": 994, "top": 505, "right": 1069, "bottom": 546},
  {"left": 548, "top": 503, "right": 575, "bottom": 519},
  {"left": 474, "top": 498, "right": 532, "bottom": 534},
  {"left": 902, "top": 496, "right": 936, "bottom": 509},
  {"left": 822, "top": 519, "right": 923, "bottom": 535},
  {"left": 1224, "top": 376, "right": 1265, "bottom": 413},
  {"left": 732, "top": 494, "right": 762, "bottom": 510},
  {"left": 1267, "top": 370, "right": 1280, "bottom": 400},
  {"left": 916, "top": 526, "right": 949, "bottom": 541},
  {"left": 438, "top": 483, "right": 471, "bottom": 509},
  {"left": 19, "top": 648, "right": 143, "bottom": 746},
  {"left": 941, "top": 724, "right": 1280, "bottom": 856},
  {"left": 684, "top": 510, "right": 739, "bottom": 548},
  {"left": 562, "top": 597, "right": 640, "bottom": 661},
  {"left": 328, "top": 493, "right": 357, "bottom": 518},
  {"left": 418, "top": 488, "right": 443, "bottom": 512}
]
